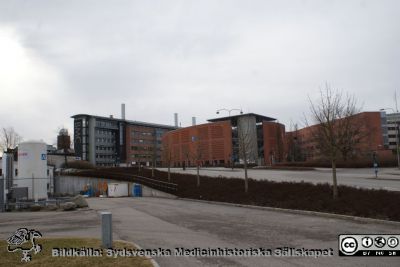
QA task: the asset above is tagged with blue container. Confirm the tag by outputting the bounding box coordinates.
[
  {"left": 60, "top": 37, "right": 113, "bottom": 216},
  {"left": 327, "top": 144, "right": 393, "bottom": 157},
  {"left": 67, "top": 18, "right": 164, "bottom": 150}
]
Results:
[{"left": 133, "top": 184, "right": 142, "bottom": 197}]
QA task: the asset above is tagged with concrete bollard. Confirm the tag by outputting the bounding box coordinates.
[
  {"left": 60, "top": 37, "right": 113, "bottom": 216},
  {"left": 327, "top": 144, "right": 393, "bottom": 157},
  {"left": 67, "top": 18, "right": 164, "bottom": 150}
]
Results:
[{"left": 101, "top": 212, "right": 112, "bottom": 248}]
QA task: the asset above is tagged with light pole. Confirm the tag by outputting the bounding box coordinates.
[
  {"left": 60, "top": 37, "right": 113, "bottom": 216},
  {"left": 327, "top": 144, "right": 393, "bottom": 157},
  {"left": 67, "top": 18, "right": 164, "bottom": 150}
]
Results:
[
  {"left": 216, "top": 108, "right": 243, "bottom": 169},
  {"left": 216, "top": 108, "right": 243, "bottom": 116},
  {"left": 380, "top": 108, "right": 400, "bottom": 169}
]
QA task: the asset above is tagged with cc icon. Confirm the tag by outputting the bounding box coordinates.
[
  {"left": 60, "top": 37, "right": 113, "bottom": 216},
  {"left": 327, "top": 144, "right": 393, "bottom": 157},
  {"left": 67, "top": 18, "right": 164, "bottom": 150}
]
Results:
[{"left": 341, "top": 237, "right": 358, "bottom": 254}]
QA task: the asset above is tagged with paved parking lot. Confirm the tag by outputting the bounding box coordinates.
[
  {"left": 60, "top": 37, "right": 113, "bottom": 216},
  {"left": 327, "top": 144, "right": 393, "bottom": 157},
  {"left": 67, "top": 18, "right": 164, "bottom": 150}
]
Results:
[
  {"left": 1, "top": 197, "right": 399, "bottom": 266},
  {"left": 160, "top": 167, "right": 400, "bottom": 191}
]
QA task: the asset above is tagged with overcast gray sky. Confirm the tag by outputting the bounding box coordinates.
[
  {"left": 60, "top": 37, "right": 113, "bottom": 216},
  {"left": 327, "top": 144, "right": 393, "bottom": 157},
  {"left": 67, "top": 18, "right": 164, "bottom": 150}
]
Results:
[{"left": 0, "top": 0, "right": 399, "bottom": 145}]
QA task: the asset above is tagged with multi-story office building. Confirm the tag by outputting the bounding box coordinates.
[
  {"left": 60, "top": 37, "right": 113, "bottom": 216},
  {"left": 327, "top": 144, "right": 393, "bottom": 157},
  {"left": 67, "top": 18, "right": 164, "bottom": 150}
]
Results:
[
  {"left": 162, "top": 113, "right": 285, "bottom": 167},
  {"left": 72, "top": 113, "right": 176, "bottom": 166},
  {"left": 385, "top": 112, "right": 400, "bottom": 150},
  {"left": 286, "top": 111, "right": 390, "bottom": 162},
  {"left": 126, "top": 123, "right": 171, "bottom": 166}
]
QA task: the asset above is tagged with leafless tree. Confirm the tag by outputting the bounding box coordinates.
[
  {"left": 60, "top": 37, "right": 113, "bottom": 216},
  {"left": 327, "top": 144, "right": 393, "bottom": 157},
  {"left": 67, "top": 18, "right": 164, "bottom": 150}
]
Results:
[
  {"left": 308, "top": 84, "right": 362, "bottom": 199},
  {"left": 275, "top": 123, "right": 285, "bottom": 163},
  {"left": 182, "top": 144, "right": 190, "bottom": 171},
  {"left": 161, "top": 137, "right": 173, "bottom": 182},
  {"left": 287, "top": 123, "right": 304, "bottom": 162},
  {"left": 237, "top": 118, "right": 256, "bottom": 194},
  {"left": 151, "top": 132, "right": 157, "bottom": 178},
  {"left": 191, "top": 136, "right": 203, "bottom": 187},
  {"left": 0, "top": 127, "right": 22, "bottom": 152}
]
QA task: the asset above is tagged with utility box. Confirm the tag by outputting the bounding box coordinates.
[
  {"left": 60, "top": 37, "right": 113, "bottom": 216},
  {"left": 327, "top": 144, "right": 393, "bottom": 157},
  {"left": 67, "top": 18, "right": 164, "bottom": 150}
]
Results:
[{"left": 107, "top": 183, "right": 128, "bottom": 197}]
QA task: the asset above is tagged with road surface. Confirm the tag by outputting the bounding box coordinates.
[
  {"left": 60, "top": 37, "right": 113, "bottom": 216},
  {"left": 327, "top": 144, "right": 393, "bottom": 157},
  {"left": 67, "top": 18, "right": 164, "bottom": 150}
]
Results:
[{"left": 2, "top": 197, "right": 398, "bottom": 266}]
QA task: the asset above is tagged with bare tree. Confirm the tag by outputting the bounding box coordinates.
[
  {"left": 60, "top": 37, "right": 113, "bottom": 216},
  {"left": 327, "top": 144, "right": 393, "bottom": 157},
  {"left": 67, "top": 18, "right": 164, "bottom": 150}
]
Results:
[
  {"left": 0, "top": 127, "right": 22, "bottom": 152},
  {"left": 162, "top": 142, "right": 173, "bottom": 182},
  {"left": 182, "top": 144, "right": 190, "bottom": 171},
  {"left": 236, "top": 117, "right": 257, "bottom": 193},
  {"left": 308, "top": 85, "right": 362, "bottom": 199},
  {"left": 287, "top": 123, "right": 304, "bottom": 162},
  {"left": 191, "top": 136, "right": 203, "bottom": 187},
  {"left": 151, "top": 131, "right": 157, "bottom": 178},
  {"left": 275, "top": 123, "right": 285, "bottom": 163}
]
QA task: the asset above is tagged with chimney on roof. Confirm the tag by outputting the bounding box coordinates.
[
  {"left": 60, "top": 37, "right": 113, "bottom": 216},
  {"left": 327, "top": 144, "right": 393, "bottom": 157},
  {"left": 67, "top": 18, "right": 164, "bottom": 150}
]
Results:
[
  {"left": 121, "top": 103, "right": 126, "bottom": 120},
  {"left": 192, "top": 117, "right": 196, "bottom": 126},
  {"left": 174, "top": 113, "right": 178, "bottom": 127}
]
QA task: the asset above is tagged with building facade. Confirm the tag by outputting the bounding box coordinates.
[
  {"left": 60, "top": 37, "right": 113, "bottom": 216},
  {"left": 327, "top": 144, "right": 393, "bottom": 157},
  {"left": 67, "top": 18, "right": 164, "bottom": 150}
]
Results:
[
  {"left": 285, "top": 111, "right": 391, "bottom": 162},
  {"left": 126, "top": 123, "right": 171, "bottom": 166},
  {"left": 72, "top": 114, "right": 176, "bottom": 166},
  {"left": 162, "top": 113, "right": 285, "bottom": 167},
  {"left": 385, "top": 112, "right": 400, "bottom": 151}
]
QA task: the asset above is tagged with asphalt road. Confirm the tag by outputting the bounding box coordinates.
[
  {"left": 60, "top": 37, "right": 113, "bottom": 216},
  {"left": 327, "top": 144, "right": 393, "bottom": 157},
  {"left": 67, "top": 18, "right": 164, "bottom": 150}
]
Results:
[
  {"left": 160, "top": 167, "right": 400, "bottom": 191},
  {"left": 1, "top": 197, "right": 399, "bottom": 266}
]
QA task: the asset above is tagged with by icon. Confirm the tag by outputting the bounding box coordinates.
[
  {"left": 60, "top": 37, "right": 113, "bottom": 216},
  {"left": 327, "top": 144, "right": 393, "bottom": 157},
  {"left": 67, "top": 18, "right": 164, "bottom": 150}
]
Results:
[{"left": 361, "top": 237, "right": 373, "bottom": 248}]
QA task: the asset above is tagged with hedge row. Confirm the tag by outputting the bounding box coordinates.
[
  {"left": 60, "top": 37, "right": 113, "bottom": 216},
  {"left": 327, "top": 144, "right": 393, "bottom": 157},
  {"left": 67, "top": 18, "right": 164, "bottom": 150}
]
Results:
[{"left": 74, "top": 167, "right": 400, "bottom": 221}]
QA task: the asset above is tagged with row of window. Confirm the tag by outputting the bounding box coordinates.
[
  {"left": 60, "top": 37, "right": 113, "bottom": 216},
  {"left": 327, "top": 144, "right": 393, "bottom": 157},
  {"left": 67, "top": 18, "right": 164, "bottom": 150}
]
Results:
[
  {"left": 131, "top": 154, "right": 154, "bottom": 159},
  {"left": 96, "top": 154, "right": 116, "bottom": 159},
  {"left": 131, "top": 139, "right": 161, "bottom": 145},
  {"left": 96, "top": 129, "right": 116, "bottom": 136},
  {"left": 131, "top": 131, "right": 153, "bottom": 137},
  {"left": 130, "top": 130, "right": 166, "bottom": 138},
  {"left": 96, "top": 146, "right": 115, "bottom": 151},
  {"left": 96, "top": 120, "right": 118, "bottom": 128},
  {"left": 96, "top": 137, "right": 115, "bottom": 143},
  {"left": 130, "top": 146, "right": 160, "bottom": 151}
]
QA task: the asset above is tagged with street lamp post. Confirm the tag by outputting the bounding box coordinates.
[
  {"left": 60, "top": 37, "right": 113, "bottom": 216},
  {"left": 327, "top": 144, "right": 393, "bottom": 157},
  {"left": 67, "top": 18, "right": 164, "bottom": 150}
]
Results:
[
  {"left": 216, "top": 108, "right": 243, "bottom": 169},
  {"left": 380, "top": 108, "right": 400, "bottom": 169},
  {"left": 216, "top": 108, "right": 243, "bottom": 116}
]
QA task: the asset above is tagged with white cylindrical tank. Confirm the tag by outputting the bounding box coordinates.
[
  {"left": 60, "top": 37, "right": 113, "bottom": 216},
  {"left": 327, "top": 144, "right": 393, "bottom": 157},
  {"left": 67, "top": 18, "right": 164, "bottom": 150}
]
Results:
[{"left": 17, "top": 141, "right": 47, "bottom": 200}]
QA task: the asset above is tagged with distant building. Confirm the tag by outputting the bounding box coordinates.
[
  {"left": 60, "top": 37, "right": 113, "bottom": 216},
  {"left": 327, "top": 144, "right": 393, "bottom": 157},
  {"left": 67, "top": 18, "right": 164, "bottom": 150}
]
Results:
[
  {"left": 162, "top": 113, "right": 285, "bottom": 167},
  {"left": 57, "top": 128, "right": 71, "bottom": 151},
  {"left": 384, "top": 112, "right": 400, "bottom": 151},
  {"left": 285, "top": 111, "right": 391, "bottom": 162},
  {"left": 72, "top": 113, "right": 176, "bottom": 166}
]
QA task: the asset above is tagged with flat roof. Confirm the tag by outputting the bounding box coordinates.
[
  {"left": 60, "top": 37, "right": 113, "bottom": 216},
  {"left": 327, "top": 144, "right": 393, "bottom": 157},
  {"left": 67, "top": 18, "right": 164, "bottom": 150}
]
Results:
[
  {"left": 71, "top": 114, "right": 177, "bottom": 130},
  {"left": 207, "top": 113, "right": 276, "bottom": 124}
]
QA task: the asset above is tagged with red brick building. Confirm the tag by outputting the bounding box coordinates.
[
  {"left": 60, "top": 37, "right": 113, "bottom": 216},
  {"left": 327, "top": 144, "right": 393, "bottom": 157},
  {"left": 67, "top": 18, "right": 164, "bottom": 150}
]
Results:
[
  {"left": 126, "top": 124, "right": 171, "bottom": 166},
  {"left": 162, "top": 121, "right": 233, "bottom": 167},
  {"left": 162, "top": 113, "right": 285, "bottom": 167},
  {"left": 285, "top": 112, "right": 391, "bottom": 162}
]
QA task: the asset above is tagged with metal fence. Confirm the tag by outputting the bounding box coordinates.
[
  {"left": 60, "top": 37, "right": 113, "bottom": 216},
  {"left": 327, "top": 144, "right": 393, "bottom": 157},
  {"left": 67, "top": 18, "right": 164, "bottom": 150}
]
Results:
[
  {"left": 129, "top": 174, "right": 178, "bottom": 192},
  {"left": 1, "top": 197, "right": 73, "bottom": 211}
]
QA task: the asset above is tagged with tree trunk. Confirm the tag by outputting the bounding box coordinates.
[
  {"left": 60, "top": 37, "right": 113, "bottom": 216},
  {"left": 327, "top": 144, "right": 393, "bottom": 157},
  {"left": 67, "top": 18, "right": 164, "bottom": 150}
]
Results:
[
  {"left": 168, "top": 164, "right": 171, "bottom": 182},
  {"left": 244, "top": 160, "right": 248, "bottom": 193},
  {"left": 331, "top": 160, "right": 338, "bottom": 199},
  {"left": 151, "top": 161, "right": 155, "bottom": 178},
  {"left": 196, "top": 164, "right": 200, "bottom": 187}
]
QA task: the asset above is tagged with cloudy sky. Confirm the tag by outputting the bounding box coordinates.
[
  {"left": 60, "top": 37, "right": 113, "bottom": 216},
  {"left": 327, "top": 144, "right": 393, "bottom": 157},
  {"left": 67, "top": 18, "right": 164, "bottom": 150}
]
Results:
[{"left": 0, "top": 0, "right": 399, "bottom": 145}]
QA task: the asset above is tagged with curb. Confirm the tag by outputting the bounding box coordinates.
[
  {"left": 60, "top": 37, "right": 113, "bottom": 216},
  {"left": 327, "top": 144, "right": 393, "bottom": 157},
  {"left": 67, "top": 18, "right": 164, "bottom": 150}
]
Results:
[
  {"left": 115, "top": 239, "right": 160, "bottom": 267},
  {"left": 178, "top": 197, "right": 400, "bottom": 226}
]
